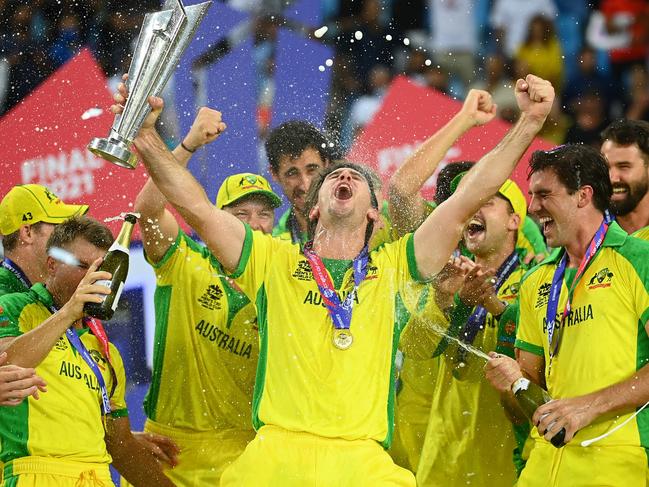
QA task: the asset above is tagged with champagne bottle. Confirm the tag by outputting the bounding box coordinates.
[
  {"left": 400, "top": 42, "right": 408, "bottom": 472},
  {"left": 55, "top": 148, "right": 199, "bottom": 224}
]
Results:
[
  {"left": 512, "top": 377, "right": 567, "bottom": 448},
  {"left": 84, "top": 213, "right": 138, "bottom": 320}
]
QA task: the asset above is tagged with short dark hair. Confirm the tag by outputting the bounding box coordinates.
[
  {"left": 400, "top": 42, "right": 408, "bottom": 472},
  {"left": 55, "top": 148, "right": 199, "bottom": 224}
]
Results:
[
  {"left": 2, "top": 222, "right": 46, "bottom": 252},
  {"left": 601, "top": 119, "right": 649, "bottom": 164},
  {"left": 265, "top": 120, "right": 333, "bottom": 174},
  {"left": 434, "top": 161, "right": 475, "bottom": 205},
  {"left": 46, "top": 216, "right": 113, "bottom": 253},
  {"left": 528, "top": 144, "right": 612, "bottom": 213},
  {"left": 304, "top": 161, "right": 380, "bottom": 243}
]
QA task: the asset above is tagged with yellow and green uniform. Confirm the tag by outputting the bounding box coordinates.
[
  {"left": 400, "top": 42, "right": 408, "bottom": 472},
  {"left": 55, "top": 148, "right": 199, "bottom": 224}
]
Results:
[
  {"left": 0, "top": 260, "right": 31, "bottom": 483},
  {"left": 0, "top": 263, "right": 30, "bottom": 296},
  {"left": 0, "top": 284, "right": 127, "bottom": 486},
  {"left": 632, "top": 225, "right": 649, "bottom": 241},
  {"left": 273, "top": 202, "right": 395, "bottom": 250},
  {"left": 220, "top": 226, "right": 422, "bottom": 486},
  {"left": 128, "top": 230, "right": 258, "bottom": 486},
  {"left": 415, "top": 261, "right": 526, "bottom": 487},
  {"left": 515, "top": 222, "right": 649, "bottom": 487},
  {"left": 389, "top": 286, "right": 447, "bottom": 473}
]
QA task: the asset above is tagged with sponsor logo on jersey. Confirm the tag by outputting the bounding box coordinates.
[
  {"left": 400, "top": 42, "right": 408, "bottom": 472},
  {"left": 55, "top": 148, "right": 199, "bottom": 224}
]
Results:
[
  {"left": 292, "top": 260, "right": 313, "bottom": 281},
  {"left": 54, "top": 336, "right": 69, "bottom": 351},
  {"left": 198, "top": 284, "right": 223, "bottom": 310},
  {"left": 535, "top": 282, "right": 551, "bottom": 309}
]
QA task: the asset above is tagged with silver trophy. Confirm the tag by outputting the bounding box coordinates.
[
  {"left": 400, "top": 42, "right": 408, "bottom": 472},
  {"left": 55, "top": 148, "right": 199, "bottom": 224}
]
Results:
[{"left": 88, "top": 0, "right": 211, "bottom": 169}]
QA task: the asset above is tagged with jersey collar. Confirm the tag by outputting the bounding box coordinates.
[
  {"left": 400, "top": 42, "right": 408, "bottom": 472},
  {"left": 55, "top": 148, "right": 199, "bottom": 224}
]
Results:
[{"left": 538, "top": 220, "right": 627, "bottom": 267}]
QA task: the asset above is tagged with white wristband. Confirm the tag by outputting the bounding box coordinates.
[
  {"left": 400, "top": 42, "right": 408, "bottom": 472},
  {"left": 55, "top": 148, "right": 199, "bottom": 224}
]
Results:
[{"left": 511, "top": 377, "right": 530, "bottom": 395}]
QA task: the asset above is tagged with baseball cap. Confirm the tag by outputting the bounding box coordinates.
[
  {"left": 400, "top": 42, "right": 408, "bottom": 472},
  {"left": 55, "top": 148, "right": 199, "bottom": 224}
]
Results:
[
  {"left": 216, "top": 173, "right": 282, "bottom": 209},
  {"left": 450, "top": 172, "right": 527, "bottom": 221},
  {"left": 0, "top": 184, "right": 89, "bottom": 235}
]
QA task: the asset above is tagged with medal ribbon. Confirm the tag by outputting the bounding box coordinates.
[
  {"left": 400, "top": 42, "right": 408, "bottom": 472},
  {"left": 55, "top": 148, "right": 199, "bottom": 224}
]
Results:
[
  {"left": 303, "top": 242, "right": 369, "bottom": 331},
  {"left": 1, "top": 257, "right": 32, "bottom": 289},
  {"left": 546, "top": 212, "right": 612, "bottom": 359},
  {"left": 46, "top": 303, "right": 115, "bottom": 415},
  {"left": 459, "top": 251, "right": 520, "bottom": 345}
]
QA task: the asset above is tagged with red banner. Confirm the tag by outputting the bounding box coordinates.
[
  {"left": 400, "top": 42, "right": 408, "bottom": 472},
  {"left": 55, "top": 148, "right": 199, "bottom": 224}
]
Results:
[
  {"left": 347, "top": 76, "right": 554, "bottom": 201},
  {"left": 0, "top": 49, "right": 149, "bottom": 234}
]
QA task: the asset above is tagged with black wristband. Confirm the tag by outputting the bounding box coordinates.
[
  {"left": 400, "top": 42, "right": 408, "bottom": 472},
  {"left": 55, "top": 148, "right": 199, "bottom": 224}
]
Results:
[{"left": 180, "top": 141, "right": 195, "bottom": 153}]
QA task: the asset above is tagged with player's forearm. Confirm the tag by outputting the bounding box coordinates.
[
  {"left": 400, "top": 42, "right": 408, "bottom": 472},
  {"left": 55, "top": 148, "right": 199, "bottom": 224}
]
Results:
[
  {"left": 135, "top": 127, "right": 246, "bottom": 271},
  {"left": 388, "top": 113, "right": 473, "bottom": 235},
  {"left": 108, "top": 429, "right": 175, "bottom": 487},
  {"left": 0, "top": 308, "right": 75, "bottom": 367},
  {"left": 585, "top": 363, "right": 649, "bottom": 420},
  {"left": 455, "top": 112, "right": 544, "bottom": 221}
]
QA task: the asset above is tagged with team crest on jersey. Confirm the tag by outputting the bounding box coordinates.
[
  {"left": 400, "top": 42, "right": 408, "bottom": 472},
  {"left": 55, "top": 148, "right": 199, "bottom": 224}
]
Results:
[
  {"left": 54, "top": 336, "right": 68, "bottom": 351},
  {"left": 535, "top": 282, "right": 551, "bottom": 308},
  {"left": 292, "top": 260, "right": 313, "bottom": 281},
  {"left": 500, "top": 282, "right": 519, "bottom": 300},
  {"left": 365, "top": 263, "right": 379, "bottom": 280},
  {"left": 198, "top": 284, "right": 223, "bottom": 310},
  {"left": 504, "top": 320, "right": 517, "bottom": 336},
  {"left": 89, "top": 349, "right": 107, "bottom": 370},
  {"left": 0, "top": 306, "right": 8, "bottom": 325},
  {"left": 587, "top": 267, "right": 614, "bottom": 289}
]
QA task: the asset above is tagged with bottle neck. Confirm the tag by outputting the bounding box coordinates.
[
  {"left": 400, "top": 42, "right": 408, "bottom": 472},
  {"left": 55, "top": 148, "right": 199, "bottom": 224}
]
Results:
[{"left": 109, "top": 221, "right": 135, "bottom": 253}]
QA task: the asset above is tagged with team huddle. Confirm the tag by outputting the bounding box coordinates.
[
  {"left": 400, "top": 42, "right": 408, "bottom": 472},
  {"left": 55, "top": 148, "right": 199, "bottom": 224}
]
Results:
[{"left": 0, "top": 73, "right": 649, "bottom": 487}]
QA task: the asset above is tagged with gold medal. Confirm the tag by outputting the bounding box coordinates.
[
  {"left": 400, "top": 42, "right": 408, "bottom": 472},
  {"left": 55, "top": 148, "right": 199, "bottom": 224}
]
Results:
[{"left": 333, "top": 329, "right": 353, "bottom": 350}]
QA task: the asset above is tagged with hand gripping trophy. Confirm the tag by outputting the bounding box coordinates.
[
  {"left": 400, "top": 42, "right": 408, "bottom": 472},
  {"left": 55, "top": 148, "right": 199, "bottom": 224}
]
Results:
[{"left": 88, "top": 0, "right": 211, "bottom": 169}]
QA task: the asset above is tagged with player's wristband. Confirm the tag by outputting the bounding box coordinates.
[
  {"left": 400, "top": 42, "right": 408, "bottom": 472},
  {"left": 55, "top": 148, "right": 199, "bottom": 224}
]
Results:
[
  {"left": 180, "top": 141, "right": 196, "bottom": 153},
  {"left": 511, "top": 377, "right": 530, "bottom": 394}
]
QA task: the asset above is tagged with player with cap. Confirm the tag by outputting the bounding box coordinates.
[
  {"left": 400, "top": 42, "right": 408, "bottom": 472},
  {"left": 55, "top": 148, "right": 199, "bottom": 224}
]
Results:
[
  {"left": 0, "top": 184, "right": 88, "bottom": 296},
  {"left": 0, "top": 185, "right": 85, "bottom": 454},
  {"left": 123, "top": 105, "right": 282, "bottom": 486},
  {"left": 0, "top": 216, "right": 174, "bottom": 487},
  {"left": 414, "top": 174, "right": 530, "bottom": 486}
]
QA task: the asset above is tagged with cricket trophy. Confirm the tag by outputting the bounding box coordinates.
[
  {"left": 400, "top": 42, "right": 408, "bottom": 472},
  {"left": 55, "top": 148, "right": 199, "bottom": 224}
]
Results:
[{"left": 88, "top": 0, "right": 211, "bottom": 169}]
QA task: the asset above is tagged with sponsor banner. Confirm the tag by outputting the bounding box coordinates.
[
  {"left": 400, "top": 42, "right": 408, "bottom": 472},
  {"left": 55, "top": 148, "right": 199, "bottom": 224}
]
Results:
[{"left": 347, "top": 75, "right": 554, "bottom": 201}]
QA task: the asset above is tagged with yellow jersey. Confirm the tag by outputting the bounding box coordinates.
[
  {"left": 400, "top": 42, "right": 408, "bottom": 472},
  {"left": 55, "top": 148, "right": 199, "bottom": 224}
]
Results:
[
  {"left": 416, "top": 262, "right": 526, "bottom": 486},
  {"left": 0, "top": 284, "right": 127, "bottom": 465},
  {"left": 515, "top": 222, "right": 649, "bottom": 448},
  {"left": 231, "top": 226, "right": 423, "bottom": 447},
  {"left": 143, "top": 230, "right": 259, "bottom": 432},
  {"left": 632, "top": 225, "right": 649, "bottom": 241}
]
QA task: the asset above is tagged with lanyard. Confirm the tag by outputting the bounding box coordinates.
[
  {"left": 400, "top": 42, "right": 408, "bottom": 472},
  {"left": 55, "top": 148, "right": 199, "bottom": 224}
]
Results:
[
  {"left": 546, "top": 212, "right": 611, "bottom": 359},
  {"left": 46, "top": 302, "right": 115, "bottom": 415},
  {"left": 1, "top": 258, "right": 31, "bottom": 289},
  {"left": 460, "top": 251, "right": 520, "bottom": 345},
  {"left": 303, "top": 242, "right": 369, "bottom": 331}
]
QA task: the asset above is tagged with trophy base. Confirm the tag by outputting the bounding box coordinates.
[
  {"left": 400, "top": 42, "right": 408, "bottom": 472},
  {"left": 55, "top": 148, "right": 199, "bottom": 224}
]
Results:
[{"left": 88, "top": 138, "right": 138, "bottom": 169}]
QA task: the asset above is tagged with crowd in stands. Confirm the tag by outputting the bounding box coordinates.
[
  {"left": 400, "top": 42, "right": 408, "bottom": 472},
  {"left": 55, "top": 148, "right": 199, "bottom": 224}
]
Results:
[{"left": 0, "top": 0, "right": 647, "bottom": 151}]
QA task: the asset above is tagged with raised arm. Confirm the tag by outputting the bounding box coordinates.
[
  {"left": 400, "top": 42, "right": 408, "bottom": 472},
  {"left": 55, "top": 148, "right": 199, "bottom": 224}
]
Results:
[
  {"left": 132, "top": 97, "right": 246, "bottom": 272},
  {"left": 388, "top": 89, "right": 497, "bottom": 236},
  {"left": 413, "top": 75, "right": 554, "bottom": 280},
  {"left": 135, "top": 107, "right": 226, "bottom": 263}
]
